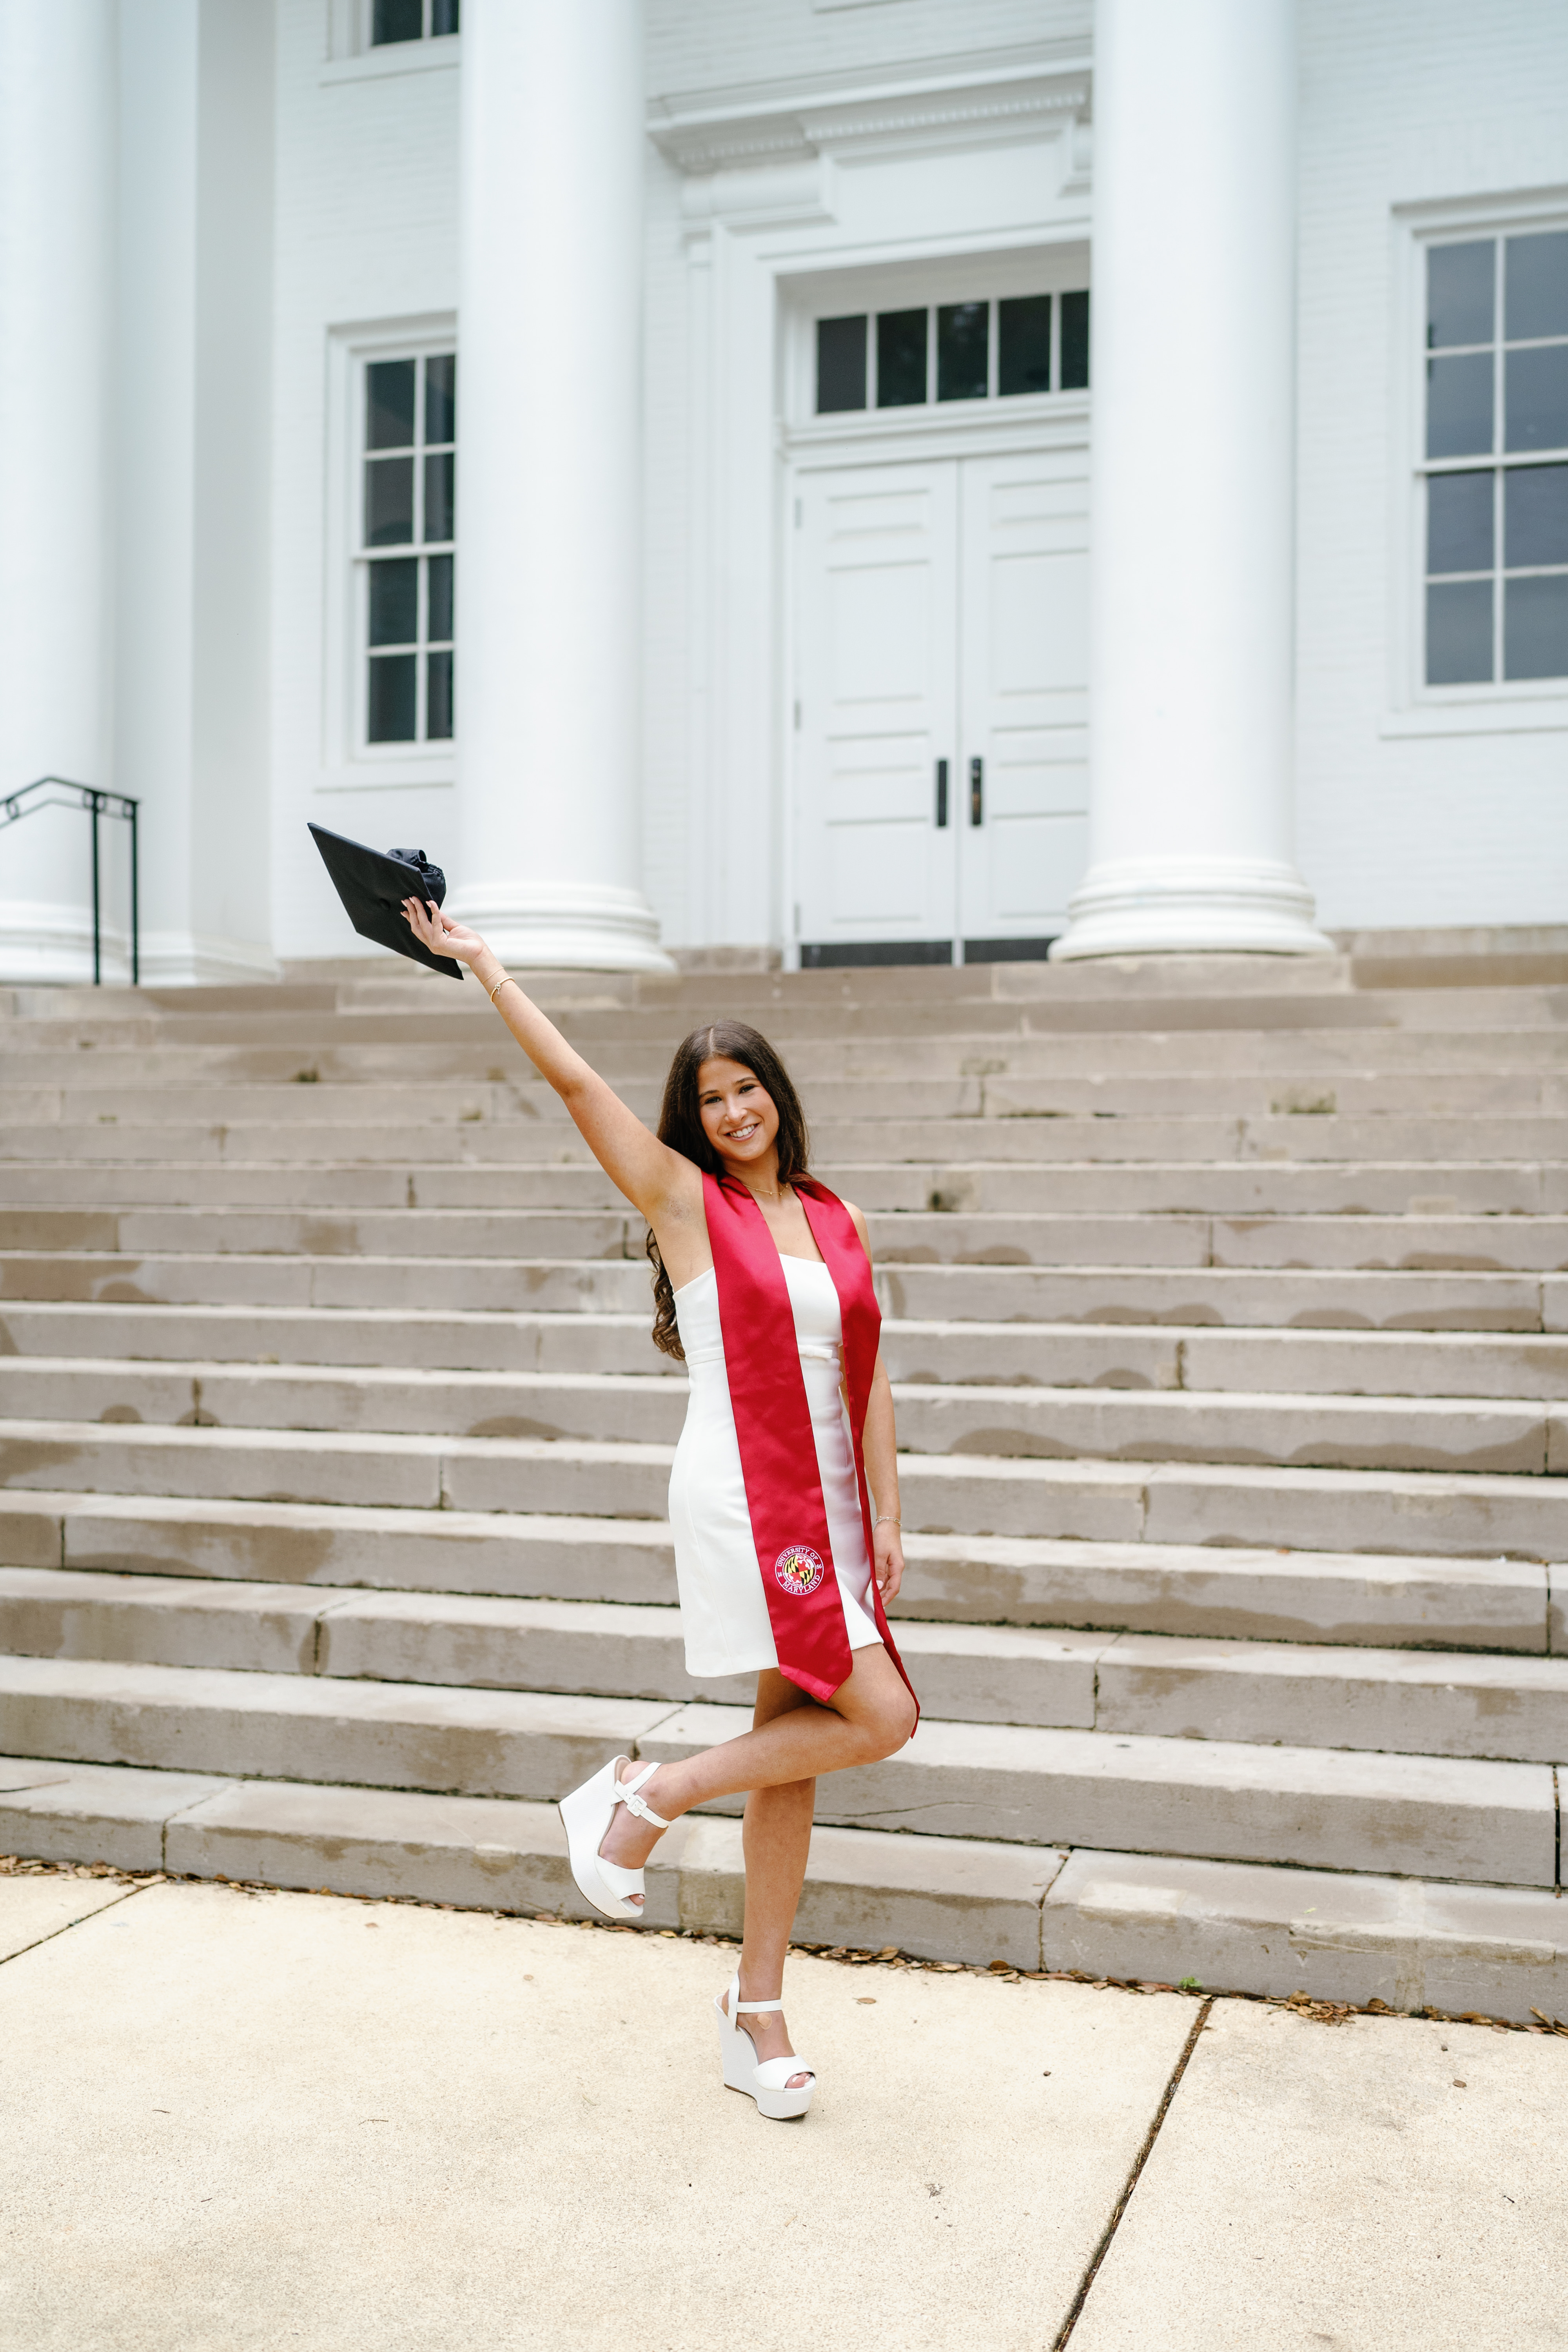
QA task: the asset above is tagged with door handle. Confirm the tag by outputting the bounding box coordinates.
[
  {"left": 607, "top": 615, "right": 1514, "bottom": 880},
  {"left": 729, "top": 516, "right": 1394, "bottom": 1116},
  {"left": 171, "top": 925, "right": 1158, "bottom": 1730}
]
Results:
[
  {"left": 935, "top": 759, "right": 949, "bottom": 828},
  {"left": 969, "top": 756, "right": 984, "bottom": 826}
]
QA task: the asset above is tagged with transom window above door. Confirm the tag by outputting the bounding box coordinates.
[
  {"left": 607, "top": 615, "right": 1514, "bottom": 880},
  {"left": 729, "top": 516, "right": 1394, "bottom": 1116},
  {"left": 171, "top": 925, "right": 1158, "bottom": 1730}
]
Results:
[
  {"left": 816, "top": 291, "right": 1089, "bottom": 416},
  {"left": 1422, "top": 225, "right": 1568, "bottom": 686}
]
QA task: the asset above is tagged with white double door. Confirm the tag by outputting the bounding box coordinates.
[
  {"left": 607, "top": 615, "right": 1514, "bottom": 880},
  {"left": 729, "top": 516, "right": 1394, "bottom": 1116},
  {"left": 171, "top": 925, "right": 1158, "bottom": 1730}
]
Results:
[{"left": 792, "top": 447, "right": 1089, "bottom": 960}]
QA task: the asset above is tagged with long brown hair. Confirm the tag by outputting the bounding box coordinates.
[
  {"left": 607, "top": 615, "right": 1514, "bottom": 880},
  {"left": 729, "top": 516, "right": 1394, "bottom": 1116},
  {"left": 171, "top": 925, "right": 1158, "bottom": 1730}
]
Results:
[{"left": 647, "top": 1020, "right": 811, "bottom": 1359}]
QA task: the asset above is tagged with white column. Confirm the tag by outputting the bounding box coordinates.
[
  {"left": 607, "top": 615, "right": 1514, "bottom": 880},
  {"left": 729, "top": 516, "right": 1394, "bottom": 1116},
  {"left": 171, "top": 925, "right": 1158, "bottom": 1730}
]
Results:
[
  {"left": 0, "top": 0, "right": 118, "bottom": 984},
  {"left": 452, "top": 0, "right": 670, "bottom": 971},
  {"left": 1051, "top": 0, "right": 1330, "bottom": 961}
]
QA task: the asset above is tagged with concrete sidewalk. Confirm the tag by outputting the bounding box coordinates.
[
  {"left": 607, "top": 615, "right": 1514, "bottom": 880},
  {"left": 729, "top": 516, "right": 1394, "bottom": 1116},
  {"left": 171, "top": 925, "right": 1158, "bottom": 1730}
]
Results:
[{"left": 0, "top": 1871, "right": 1562, "bottom": 2350}]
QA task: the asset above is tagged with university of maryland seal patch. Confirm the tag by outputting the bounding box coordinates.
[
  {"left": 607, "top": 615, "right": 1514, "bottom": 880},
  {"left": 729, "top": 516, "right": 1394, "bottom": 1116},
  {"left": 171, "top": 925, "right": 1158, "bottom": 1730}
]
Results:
[{"left": 773, "top": 1543, "right": 826, "bottom": 1597}]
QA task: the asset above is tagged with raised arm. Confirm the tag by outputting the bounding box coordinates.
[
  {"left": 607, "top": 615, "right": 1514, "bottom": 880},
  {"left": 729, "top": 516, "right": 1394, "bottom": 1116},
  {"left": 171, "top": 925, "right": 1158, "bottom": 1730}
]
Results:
[{"left": 402, "top": 897, "right": 698, "bottom": 1233}]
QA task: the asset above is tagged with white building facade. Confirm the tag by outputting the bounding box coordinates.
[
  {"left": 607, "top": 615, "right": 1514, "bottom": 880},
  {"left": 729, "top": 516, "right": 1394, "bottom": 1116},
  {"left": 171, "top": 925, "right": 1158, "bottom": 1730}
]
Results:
[{"left": 0, "top": 0, "right": 1564, "bottom": 982}]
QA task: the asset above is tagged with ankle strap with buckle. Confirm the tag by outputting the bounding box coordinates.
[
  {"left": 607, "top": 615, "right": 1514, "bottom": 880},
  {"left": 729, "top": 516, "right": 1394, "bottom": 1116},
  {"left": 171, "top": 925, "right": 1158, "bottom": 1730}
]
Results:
[{"left": 613, "top": 1763, "right": 671, "bottom": 1830}]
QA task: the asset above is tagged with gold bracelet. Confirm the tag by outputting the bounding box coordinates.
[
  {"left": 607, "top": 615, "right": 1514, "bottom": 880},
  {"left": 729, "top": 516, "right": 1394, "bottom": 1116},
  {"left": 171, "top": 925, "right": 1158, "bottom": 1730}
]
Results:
[
  {"left": 874, "top": 1514, "right": 901, "bottom": 1527},
  {"left": 487, "top": 972, "right": 512, "bottom": 1005}
]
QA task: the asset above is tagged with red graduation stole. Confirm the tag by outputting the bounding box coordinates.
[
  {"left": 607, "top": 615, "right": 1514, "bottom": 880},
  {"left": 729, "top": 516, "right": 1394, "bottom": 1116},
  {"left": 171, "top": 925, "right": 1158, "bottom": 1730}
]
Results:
[{"left": 703, "top": 1170, "right": 918, "bottom": 1722}]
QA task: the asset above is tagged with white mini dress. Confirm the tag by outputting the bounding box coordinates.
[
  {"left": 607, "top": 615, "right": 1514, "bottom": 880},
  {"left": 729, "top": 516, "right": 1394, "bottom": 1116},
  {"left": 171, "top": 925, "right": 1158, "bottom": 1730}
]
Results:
[{"left": 668, "top": 1256, "right": 882, "bottom": 1679}]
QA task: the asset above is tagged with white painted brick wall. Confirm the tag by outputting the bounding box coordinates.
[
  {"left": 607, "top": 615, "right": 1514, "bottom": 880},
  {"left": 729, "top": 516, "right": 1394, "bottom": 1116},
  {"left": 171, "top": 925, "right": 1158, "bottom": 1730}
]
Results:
[
  {"left": 647, "top": 0, "right": 1080, "bottom": 99},
  {"left": 269, "top": 1, "right": 460, "bottom": 966},
  {"left": 1296, "top": 0, "right": 1568, "bottom": 930}
]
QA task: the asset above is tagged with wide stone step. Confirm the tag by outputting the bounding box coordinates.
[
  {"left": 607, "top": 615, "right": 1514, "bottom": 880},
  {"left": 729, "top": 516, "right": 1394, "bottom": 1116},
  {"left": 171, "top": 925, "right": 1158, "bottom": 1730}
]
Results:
[
  {"left": 4, "top": 1355, "right": 1563, "bottom": 1476},
  {"left": 642, "top": 1701, "right": 1556, "bottom": 1881},
  {"left": 4, "top": 1491, "right": 1548, "bottom": 1649},
  {"left": 4, "top": 1418, "right": 1568, "bottom": 1556},
  {"left": 3, "top": 1751, "right": 1563, "bottom": 2017},
  {"left": 7, "top": 1299, "right": 1568, "bottom": 1403},
  {"left": 6, "top": 1201, "right": 1568, "bottom": 1274},
  {"left": 1040, "top": 1848, "right": 1568, "bottom": 2023},
  {"left": 4, "top": 1247, "right": 1555, "bottom": 1330},
  {"left": 4, "top": 1060, "right": 1565, "bottom": 1119},
  {"left": 14, "top": 961, "right": 1568, "bottom": 1026},
  {"left": 9, "top": 1017, "right": 1568, "bottom": 1073},
  {"left": 0, "top": 1755, "right": 1060, "bottom": 1969},
  {"left": 3, "top": 1157, "right": 1561, "bottom": 1220},
  {"left": 0, "top": 1655, "right": 1554, "bottom": 1882},
  {"left": 10, "top": 1112, "right": 1568, "bottom": 1169},
  {"left": 4, "top": 1568, "right": 1562, "bottom": 1760}
]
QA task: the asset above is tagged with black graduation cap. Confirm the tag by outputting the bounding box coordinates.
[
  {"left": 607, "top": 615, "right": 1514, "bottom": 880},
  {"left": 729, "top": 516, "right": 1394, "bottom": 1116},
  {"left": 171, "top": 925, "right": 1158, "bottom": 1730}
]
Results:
[{"left": 307, "top": 822, "right": 464, "bottom": 979}]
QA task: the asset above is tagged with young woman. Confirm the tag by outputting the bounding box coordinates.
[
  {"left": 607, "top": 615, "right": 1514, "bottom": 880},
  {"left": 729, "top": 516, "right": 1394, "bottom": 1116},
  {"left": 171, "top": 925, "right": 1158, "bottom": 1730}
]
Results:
[{"left": 402, "top": 897, "right": 918, "bottom": 2122}]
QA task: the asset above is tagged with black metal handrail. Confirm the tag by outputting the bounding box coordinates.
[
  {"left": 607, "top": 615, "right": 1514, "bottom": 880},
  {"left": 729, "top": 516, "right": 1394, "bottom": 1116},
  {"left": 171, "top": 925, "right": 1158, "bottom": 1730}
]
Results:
[{"left": 0, "top": 777, "right": 140, "bottom": 985}]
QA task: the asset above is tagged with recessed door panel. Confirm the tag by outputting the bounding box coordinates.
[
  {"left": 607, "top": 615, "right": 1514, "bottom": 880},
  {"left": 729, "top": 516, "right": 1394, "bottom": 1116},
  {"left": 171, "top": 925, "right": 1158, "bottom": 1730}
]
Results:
[
  {"left": 958, "top": 452, "right": 1090, "bottom": 948},
  {"left": 794, "top": 462, "right": 958, "bottom": 952}
]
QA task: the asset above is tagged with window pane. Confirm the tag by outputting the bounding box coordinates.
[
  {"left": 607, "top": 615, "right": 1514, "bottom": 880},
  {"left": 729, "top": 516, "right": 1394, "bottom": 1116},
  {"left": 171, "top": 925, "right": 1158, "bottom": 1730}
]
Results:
[
  {"left": 1426, "top": 352, "right": 1493, "bottom": 458},
  {"left": 1426, "top": 579, "right": 1493, "bottom": 683},
  {"left": 368, "top": 653, "right": 417, "bottom": 740},
  {"left": 1504, "top": 463, "right": 1568, "bottom": 569},
  {"left": 1505, "top": 229, "right": 1568, "bottom": 343},
  {"left": 1060, "top": 290, "right": 1090, "bottom": 390},
  {"left": 365, "top": 455, "right": 414, "bottom": 546},
  {"left": 816, "top": 315, "right": 866, "bottom": 414},
  {"left": 367, "top": 358, "right": 416, "bottom": 451},
  {"left": 427, "top": 552, "right": 454, "bottom": 643},
  {"left": 1504, "top": 343, "right": 1568, "bottom": 452},
  {"left": 431, "top": 0, "right": 459, "bottom": 32},
  {"left": 1504, "top": 573, "right": 1568, "bottom": 679},
  {"left": 427, "top": 650, "right": 454, "bottom": 739},
  {"left": 937, "top": 301, "right": 989, "bottom": 402},
  {"left": 1427, "top": 241, "right": 1494, "bottom": 349},
  {"left": 425, "top": 353, "right": 457, "bottom": 445},
  {"left": 998, "top": 294, "right": 1052, "bottom": 396},
  {"left": 1427, "top": 471, "right": 1493, "bottom": 574},
  {"left": 372, "top": 0, "right": 423, "bottom": 43},
  {"left": 424, "top": 450, "right": 455, "bottom": 543},
  {"left": 368, "top": 557, "right": 418, "bottom": 647},
  {"left": 876, "top": 309, "right": 927, "bottom": 407}
]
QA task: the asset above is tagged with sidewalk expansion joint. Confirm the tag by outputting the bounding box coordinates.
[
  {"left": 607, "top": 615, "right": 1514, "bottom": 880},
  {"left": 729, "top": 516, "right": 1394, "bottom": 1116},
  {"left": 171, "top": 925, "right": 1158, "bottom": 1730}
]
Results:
[
  {"left": 0, "top": 1878, "right": 155, "bottom": 1971},
  {"left": 1051, "top": 1994, "right": 1214, "bottom": 2350}
]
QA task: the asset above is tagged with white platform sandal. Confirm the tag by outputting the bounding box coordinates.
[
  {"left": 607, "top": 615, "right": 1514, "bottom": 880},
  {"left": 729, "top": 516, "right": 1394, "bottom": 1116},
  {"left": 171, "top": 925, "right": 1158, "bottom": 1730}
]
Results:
[
  {"left": 715, "top": 1973, "right": 816, "bottom": 2120},
  {"left": 557, "top": 1756, "right": 671, "bottom": 1922}
]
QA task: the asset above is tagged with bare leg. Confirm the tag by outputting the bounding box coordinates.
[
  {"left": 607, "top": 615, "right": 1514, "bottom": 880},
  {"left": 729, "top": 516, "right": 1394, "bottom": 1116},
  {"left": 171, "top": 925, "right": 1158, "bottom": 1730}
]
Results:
[
  {"left": 599, "top": 1642, "right": 913, "bottom": 1884},
  {"left": 723, "top": 1671, "right": 816, "bottom": 2091}
]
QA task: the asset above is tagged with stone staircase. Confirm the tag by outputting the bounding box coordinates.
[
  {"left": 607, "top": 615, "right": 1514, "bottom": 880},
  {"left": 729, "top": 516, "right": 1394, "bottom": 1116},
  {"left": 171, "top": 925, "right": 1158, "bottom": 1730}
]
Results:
[{"left": 1, "top": 952, "right": 1564, "bottom": 2021}]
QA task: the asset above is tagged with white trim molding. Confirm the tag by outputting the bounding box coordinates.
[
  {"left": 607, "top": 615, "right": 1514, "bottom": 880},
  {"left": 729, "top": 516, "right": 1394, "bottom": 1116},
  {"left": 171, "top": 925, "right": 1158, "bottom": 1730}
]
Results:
[{"left": 648, "top": 45, "right": 1091, "bottom": 178}]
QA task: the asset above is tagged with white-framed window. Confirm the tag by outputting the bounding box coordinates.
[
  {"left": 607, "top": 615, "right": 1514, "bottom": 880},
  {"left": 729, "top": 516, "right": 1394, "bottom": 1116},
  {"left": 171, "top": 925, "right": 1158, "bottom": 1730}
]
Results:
[
  {"left": 356, "top": 345, "right": 456, "bottom": 748},
  {"left": 323, "top": 0, "right": 457, "bottom": 66},
  {"left": 812, "top": 288, "right": 1088, "bottom": 416},
  {"left": 785, "top": 248, "right": 1093, "bottom": 442},
  {"left": 369, "top": 0, "right": 457, "bottom": 43},
  {"left": 1419, "top": 222, "right": 1568, "bottom": 690}
]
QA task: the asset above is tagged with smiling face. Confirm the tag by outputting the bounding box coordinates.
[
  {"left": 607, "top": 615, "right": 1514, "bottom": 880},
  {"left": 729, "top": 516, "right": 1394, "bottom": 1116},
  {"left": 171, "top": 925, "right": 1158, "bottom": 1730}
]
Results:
[{"left": 697, "top": 1055, "right": 780, "bottom": 1177}]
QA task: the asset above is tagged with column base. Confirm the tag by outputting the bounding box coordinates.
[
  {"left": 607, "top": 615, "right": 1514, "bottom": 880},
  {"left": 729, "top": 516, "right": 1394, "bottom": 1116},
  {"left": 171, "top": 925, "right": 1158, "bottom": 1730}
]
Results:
[
  {"left": 1050, "top": 857, "right": 1334, "bottom": 961},
  {"left": 0, "top": 904, "right": 282, "bottom": 988},
  {"left": 448, "top": 878, "right": 675, "bottom": 973}
]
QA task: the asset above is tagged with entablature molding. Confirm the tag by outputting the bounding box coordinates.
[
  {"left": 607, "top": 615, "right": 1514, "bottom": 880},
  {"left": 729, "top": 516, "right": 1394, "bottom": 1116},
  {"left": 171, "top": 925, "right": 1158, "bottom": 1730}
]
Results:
[{"left": 648, "top": 42, "right": 1091, "bottom": 179}]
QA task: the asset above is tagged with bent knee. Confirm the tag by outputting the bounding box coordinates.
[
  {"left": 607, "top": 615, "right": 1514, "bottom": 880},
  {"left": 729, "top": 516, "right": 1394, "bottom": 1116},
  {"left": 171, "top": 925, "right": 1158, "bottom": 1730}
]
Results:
[{"left": 862, "top": 1698, "right": 917, "bottom": 1762}]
